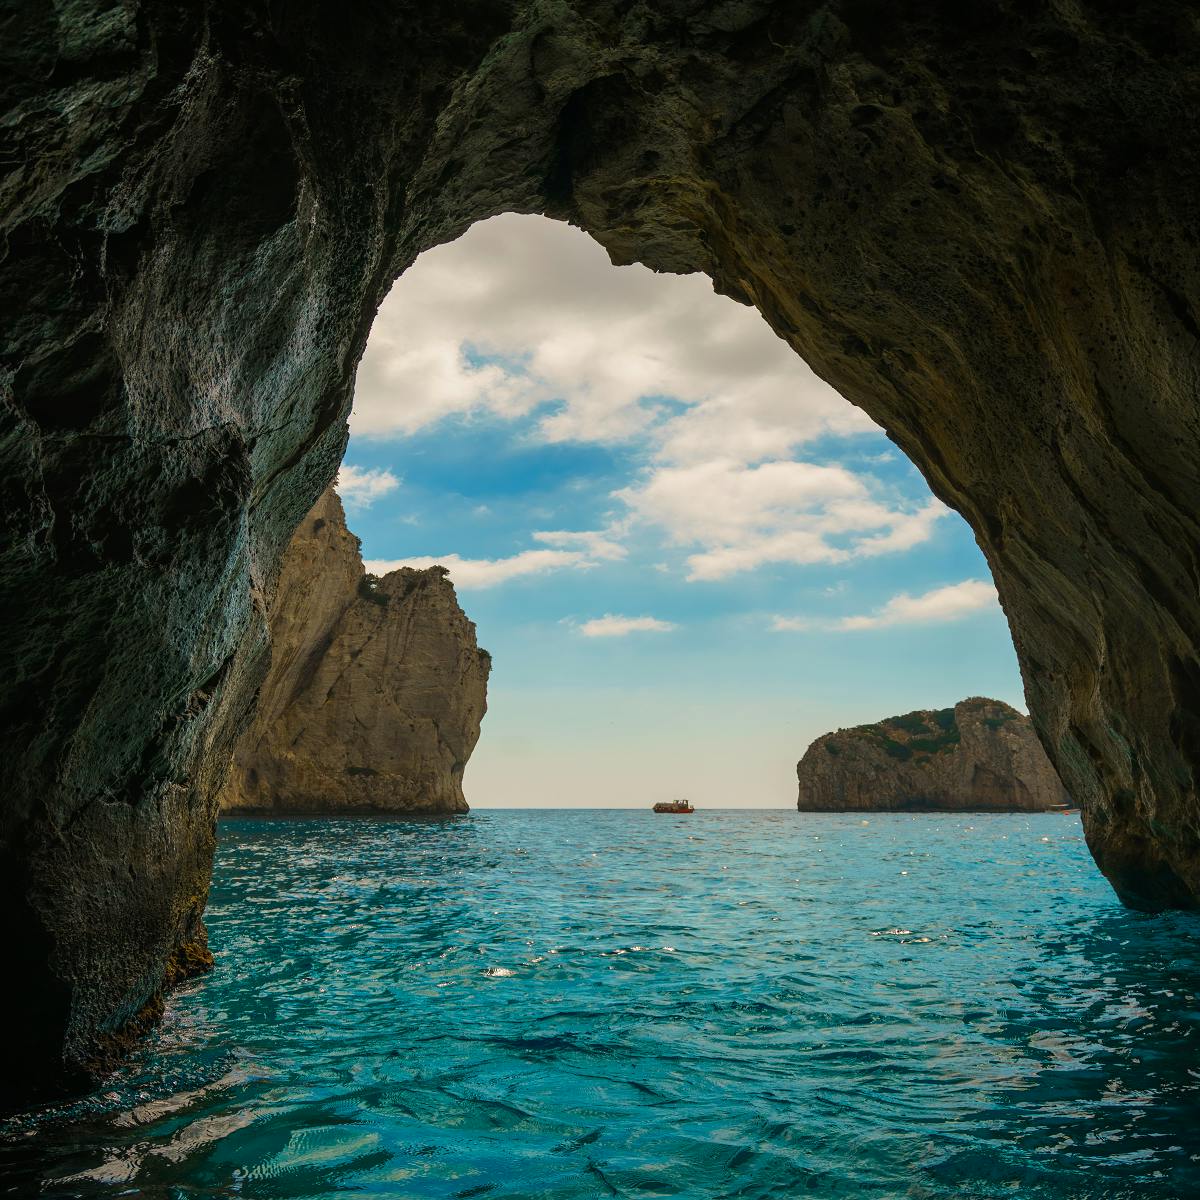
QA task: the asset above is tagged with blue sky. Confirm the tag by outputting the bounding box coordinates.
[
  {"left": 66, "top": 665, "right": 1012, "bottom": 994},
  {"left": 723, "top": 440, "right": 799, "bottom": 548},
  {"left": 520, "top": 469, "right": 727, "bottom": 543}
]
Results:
[{"left": 339, "top": 215, "right": 1023, "bottom": 807}]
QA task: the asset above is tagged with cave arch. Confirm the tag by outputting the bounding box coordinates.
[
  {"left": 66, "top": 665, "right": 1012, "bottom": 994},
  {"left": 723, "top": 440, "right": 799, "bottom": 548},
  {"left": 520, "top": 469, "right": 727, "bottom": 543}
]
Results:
[
  {"left": 3, "top": 1, "right": 1198, "bottom": 1101},
  {"left": 333, "top": 209, "right": 1019, "bottom": 810}
]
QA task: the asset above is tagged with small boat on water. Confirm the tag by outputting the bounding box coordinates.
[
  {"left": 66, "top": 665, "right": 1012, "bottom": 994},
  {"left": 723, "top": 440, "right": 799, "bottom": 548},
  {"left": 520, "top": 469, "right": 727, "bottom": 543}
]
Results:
[{"left": 653, "top": 799, "right": 694, "bottom": 814}]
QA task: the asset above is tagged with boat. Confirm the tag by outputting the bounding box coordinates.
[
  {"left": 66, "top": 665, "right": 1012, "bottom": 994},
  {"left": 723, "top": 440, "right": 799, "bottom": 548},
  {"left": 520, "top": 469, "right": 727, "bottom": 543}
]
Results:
[{"left": 653, "top": 799, "right": 694, "bottom": 814}]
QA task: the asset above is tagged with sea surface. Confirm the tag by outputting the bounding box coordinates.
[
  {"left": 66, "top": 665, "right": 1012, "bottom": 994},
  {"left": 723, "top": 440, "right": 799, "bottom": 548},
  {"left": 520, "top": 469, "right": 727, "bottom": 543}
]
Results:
[{"left": 4, "top": 810, "right": 1200, "bottom": 1199}]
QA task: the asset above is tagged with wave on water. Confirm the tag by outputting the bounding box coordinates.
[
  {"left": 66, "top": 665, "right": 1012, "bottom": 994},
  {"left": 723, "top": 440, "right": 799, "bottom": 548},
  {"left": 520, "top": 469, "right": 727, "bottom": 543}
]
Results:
[{"left": 4, "top": 810, "right": 1200, "bottom": 1199}]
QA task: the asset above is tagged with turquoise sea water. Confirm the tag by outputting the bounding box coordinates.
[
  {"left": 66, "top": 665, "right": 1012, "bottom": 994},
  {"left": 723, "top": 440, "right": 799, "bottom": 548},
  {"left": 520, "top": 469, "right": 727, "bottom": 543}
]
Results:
[{"left": 4, "top": 810, "right": 1200, "bottom": 1199}]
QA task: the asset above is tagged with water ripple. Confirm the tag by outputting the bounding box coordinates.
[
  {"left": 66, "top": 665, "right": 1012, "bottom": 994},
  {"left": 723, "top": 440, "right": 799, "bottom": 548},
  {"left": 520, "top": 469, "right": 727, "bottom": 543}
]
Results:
[{"left": 4, "top": 811, "right": 1200, "bottom": 1198}]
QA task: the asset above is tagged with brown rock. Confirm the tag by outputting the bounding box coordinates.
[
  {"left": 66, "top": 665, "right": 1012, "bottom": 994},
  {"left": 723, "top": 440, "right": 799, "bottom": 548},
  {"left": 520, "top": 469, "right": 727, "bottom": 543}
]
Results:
[
  {"left": 221, "top": 489, "right": 488, "bottom": 815},
  {"left": 797, "top": 698, "right": 1069, "bottom": 813}
]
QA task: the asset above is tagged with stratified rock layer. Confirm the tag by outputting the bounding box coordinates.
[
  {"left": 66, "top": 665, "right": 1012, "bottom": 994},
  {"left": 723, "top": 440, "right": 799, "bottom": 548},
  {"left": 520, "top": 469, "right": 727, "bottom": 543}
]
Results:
[
  {"left": 797, "top": 698, "right": 1069, "bottom": 813},
  {"left": 3, "top": 2, "right": 1200, "bottom": 1101},
  {"left": 220, "top": 489, "right": 488, "bottom": 816}
]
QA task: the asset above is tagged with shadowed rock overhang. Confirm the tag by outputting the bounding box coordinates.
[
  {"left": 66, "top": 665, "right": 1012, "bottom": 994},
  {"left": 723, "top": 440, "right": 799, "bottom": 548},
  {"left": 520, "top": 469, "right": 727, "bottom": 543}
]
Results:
[{"left": 2, "top": 0, "right": 1198, "bottom": 1104}]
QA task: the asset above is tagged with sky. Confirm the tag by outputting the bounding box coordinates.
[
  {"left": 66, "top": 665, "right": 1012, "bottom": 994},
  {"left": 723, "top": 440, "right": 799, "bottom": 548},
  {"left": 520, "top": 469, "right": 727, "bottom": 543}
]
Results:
[{"left": 337, "top": 214, "right": 1024, "bottom": 808}]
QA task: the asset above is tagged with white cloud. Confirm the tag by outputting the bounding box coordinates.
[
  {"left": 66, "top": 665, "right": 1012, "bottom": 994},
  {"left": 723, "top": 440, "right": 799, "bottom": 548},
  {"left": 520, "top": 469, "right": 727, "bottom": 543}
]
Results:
[
  {"left": 363, "top": 549, "right": 581, "bottom": 589},
  {"left": 363, "top": 528, "right": 621, "bottom": 589},
  {"left": 771, "top": 579, "right": 999, "bottom": 632},
  {"left": 352, "top": 214, "right": 874, "bottom": 460},
  {"left": 768, "top": 615, "right": 819, "bottom": 632},
  {"left": 351, "top": 214, "right": 949, "bottom": 586},
  {"left": 578, "top": 615, "right": 677, "bottom": 638},
  {"left": 336, "top": 464, "right": 400, "bottom": 508},
  {"left": 616, "top": 459, "right": 947, "bottom": 581},
  {"left": 361, "top": 459, "right": 946, "bottom": 589},
  {"left": 532, "top": 529, "right": 627, "bottom": 561},
  {"left": 837, "top": 579, "right": 998, "bottom": 629}
]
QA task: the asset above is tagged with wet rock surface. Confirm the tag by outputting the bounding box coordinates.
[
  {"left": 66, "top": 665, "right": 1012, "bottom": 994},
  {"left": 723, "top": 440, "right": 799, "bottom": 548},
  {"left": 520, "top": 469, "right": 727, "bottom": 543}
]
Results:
[
  {"left": 221, "top": 488, "right": 488, "bottom": 816},
  {"left": 797, "top": 698, "right": 1070, "bottom": 813},
  {"left": 2, "top": 1, "right": 1199, "bottom": 1099}
]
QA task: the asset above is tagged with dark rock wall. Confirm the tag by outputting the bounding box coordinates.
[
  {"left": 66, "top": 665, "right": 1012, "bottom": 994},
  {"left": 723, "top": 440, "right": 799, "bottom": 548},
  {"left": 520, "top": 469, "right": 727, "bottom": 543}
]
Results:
[
  {"left": 2, "top": 1, "right": 1198, "bottom": 1099},
  {"left": 0, "top": 0, "right": 514, "bottom": 1103},
  {"left": 797, "top": 698, "right": 1070, "bottom": 813},
  {"left": 220, "top": 488, "right": 489, "bottom": 815}
]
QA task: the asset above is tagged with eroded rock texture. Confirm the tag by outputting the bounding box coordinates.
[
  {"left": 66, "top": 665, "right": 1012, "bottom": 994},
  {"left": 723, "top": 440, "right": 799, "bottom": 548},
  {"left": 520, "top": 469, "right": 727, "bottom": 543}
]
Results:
[
  {"left": 3, "top": 0, "right": 1199, "bottom": 1099},
  {"left": 797, "top": 698, "right": 1070, "bottom": 813},
  {"left": 221, "top": 488, "right": 488, "bottom": 815}
]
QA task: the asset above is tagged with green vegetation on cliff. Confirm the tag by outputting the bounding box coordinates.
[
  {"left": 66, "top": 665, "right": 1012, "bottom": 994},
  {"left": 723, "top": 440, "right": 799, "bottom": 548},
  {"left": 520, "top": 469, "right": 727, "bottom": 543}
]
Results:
[
  {"left": 832, "top": 705, "right": 964, "bottom": 763},
  {"left": 799, "top": 698, "right": 1070, "bottom": 815}
]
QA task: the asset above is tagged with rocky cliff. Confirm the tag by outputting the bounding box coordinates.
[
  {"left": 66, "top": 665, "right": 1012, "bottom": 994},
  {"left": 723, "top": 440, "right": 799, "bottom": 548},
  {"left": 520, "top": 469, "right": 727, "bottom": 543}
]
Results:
[
  {"left": 4, "top": 1, "right": 1200, "bottom": 1102},
  {"left": 798, "top": 699, "right": 1069, "bottom": 813},
  {"left": 221, "top": 489, "right": 488, "bottom": 815}
]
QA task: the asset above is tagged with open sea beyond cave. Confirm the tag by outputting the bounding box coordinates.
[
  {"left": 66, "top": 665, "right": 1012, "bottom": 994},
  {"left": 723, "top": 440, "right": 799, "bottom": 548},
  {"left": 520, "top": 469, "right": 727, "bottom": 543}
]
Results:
[{"left": 5, "top": 812, "right": 1200, "bottom": 1199}]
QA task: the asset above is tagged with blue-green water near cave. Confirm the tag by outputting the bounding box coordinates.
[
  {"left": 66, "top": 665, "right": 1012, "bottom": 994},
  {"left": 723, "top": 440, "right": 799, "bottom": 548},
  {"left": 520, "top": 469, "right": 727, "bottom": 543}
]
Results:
[{"left": 4, "top": 811, "right": 1200, "bottom": 1199}]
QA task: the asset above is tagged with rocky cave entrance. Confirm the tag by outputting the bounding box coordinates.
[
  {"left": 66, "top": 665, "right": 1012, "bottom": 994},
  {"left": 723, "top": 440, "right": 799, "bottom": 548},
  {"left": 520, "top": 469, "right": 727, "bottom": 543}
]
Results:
[{"left": 5, "top": 0, "right": 1199, "bottom": 1104}]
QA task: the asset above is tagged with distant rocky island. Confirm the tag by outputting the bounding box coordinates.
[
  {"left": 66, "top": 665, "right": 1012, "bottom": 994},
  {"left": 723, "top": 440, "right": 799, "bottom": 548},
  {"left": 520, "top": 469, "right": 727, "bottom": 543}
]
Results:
[
  {"left": 796, "top": 697, "right": 1069, "bottom": 813},
  {"left": 221, "top": 488, "right": 489, "bottom": 815}
]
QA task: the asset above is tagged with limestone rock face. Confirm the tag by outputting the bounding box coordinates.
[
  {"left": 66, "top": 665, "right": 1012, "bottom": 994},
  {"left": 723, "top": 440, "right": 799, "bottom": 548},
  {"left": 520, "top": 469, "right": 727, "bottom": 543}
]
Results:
[
  {"left": 4, "top": 0, "right": 1200, "bottom": 1101},
  {"left": 797, "top": 699, "right": 1069, "bottom": 813},
  {"left": 221, "top": 489, "right": 488, "bottom": 815}
]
